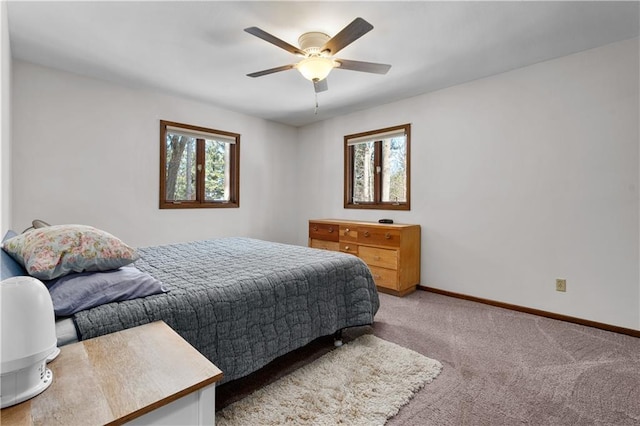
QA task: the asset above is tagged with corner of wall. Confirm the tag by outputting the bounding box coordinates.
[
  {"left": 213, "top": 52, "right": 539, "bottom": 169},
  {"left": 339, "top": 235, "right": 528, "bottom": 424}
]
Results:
[{"left": 0, "top": 0, "right": 12, "bottom": 235}]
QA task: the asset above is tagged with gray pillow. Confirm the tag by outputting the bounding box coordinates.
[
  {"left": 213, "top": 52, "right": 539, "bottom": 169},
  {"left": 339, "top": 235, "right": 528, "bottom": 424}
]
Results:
[
  {"left": 1, "top": 230, "right": 28, "bottom": 279},
  {"left": 45, "top": 266, "right": 168, "bottom": 316},
  {"left": 32, "top": 219, "right": 51, "bottom": 229}
]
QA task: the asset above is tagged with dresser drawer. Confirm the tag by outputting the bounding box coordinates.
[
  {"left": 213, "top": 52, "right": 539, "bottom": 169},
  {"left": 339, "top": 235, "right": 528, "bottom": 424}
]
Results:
[
  {"left": 309, "top": 222, "right": 339, "bottom": 242},
  {"left": 358, "top": 227, "right": 401, "bottom": 247},
  {"left": 339, "top": 242, "right": 358, "bottom": 255},
  {"left": 368, "top": 266, "right": 398, "bottom": 290},
  {"left": 359, "top": 246, "right": 398, "bottom": 269},
  {"left": 310, "top": 239, "right": 339, "bottom": 251},
  {"left": 340, "top": 225, "right": 358, "bottom": 242}
]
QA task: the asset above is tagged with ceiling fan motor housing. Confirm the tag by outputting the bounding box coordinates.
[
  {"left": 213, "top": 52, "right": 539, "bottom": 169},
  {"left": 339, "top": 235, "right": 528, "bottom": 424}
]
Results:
[{"left": 298, "top": 32, "right": 331, "bottom": 55}]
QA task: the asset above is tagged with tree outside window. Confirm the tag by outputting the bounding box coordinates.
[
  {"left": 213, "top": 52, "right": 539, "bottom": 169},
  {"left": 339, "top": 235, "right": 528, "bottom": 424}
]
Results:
[
  {"left": 344, "top": 124, "right": 410, "bottom": 210},
  {"left": 160, "top": 120, "right": 239, "bottom": 209}
]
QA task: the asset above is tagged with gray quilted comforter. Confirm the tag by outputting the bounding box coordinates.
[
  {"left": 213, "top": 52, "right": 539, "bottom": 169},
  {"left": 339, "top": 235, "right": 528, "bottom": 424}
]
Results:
[{"left": 73, "top": 237, "right": 379, "bottom": 383}]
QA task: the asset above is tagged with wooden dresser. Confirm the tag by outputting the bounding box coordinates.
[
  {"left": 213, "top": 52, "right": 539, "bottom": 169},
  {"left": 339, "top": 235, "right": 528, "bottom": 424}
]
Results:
[{"left": 309, "top": 219, "right": 421, "bottom": 296}]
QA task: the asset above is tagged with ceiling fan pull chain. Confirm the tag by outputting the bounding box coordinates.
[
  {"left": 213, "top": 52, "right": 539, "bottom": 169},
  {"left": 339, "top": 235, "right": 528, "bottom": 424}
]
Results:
[{"left": 314, "top": 92, "right": 319, "bottom": 115}]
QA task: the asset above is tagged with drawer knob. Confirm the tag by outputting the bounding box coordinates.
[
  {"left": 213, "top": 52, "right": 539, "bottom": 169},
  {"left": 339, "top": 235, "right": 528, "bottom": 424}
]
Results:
[
  {"left": 328, "top": 227, "right": 334, "bottom": 233},
  {"left": 344, "top": 228, "right": 350, "bottom": 234},
  {"left": 374, "top": 275, "right": 381, "bottom": 279},
  {"left": 374, "top": 256, "right": 381, "bottom": 261},
  {"left": 385, "top": 232, "right": 391, "bottom": 239},
  {"left": 312, "top": 225, "right": 318, "bottom": 231},
  {"left": 345, "top": 246, "right": 350, "bottom": 250},
  {"left": 364, "top": 231, "right": 370, "bottom": 237}
]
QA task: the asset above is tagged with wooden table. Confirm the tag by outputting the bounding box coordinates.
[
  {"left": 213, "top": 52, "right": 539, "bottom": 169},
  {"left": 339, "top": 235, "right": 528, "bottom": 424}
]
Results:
[{"left": 1, "top": 321, "right": 223, "bottom": 425}]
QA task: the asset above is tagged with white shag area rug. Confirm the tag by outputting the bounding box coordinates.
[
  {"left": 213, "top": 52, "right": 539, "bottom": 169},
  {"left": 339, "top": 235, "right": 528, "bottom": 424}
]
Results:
[{"left": 216, "top": 334, "right": 443, "bottom": 425}]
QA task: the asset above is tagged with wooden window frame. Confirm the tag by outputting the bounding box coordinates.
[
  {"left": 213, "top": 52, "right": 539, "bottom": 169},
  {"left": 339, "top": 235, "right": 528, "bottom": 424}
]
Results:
[
  {"left": 344, "top": 123, "right": 411, "bottom": 210},
  {"left": 159, "top": 120, "right": 240, "bottom": 209}
]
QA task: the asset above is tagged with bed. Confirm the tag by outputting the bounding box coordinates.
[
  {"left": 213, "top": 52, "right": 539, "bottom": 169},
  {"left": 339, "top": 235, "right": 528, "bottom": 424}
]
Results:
[{"left": 4, "top": 231, "right": 380, "bottom": 383}]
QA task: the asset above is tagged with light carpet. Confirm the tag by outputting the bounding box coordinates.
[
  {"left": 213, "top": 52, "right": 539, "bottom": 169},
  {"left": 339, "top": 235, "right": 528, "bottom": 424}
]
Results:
[{"left": 216, "top": 334, "right": 442, "bottom": 425}]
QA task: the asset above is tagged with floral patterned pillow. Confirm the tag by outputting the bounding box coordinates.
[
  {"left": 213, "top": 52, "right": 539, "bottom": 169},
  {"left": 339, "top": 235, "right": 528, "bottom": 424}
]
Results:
[{"left": 2, "top": 225, "right": 139, "bottom": 280}]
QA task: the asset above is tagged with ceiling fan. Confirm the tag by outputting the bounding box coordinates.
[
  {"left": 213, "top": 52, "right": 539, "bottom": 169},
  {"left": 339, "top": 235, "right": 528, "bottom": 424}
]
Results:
[{"left": 245, "top": 17, "right": 391, "bottom": 93}]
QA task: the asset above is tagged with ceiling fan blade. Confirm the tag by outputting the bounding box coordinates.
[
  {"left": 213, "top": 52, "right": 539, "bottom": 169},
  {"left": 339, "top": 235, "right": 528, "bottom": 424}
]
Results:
[
  {"left": 321, "top": 17, "right": 373, "bottom": 55},
  {"left": 247, "top": 64, "right": 295, "bottom": 78},
  {"left": 314, "top": 79, "right": 328, "bottom": 93},
  {"left": 244, "top": 27, "right": 306, "bottom": 56},
  {"left": 335, "top": 59, "right": 391, "bottom": 74}
]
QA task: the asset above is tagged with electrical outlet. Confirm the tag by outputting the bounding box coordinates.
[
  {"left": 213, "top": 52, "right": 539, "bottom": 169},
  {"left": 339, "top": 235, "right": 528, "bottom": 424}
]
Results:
[{"left": 556, "top": 279, "right": 566, "bottom": 292}]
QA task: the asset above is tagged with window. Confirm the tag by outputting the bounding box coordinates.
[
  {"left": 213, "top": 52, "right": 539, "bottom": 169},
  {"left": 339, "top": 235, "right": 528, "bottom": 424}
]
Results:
[
  {"left": 160, "top": 120, "right": 239, "bottom": 209},
  {"left": 344, "top": 124, "right": 410, "bottom": 210}
]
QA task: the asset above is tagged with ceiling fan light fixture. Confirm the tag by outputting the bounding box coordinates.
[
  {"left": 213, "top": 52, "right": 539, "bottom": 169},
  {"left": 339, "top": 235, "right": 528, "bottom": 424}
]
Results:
[
  {"left": 246, "top": 18, "right": 390, "bottom": 94},
  {"left": 296, "top": 56, "right": 334, "bottom": 82}
]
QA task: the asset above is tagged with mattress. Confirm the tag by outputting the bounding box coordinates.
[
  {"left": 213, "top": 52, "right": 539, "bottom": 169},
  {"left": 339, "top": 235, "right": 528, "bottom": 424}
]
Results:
[{"left": 71, "top": 237, "right": 379, "bottom": 382}]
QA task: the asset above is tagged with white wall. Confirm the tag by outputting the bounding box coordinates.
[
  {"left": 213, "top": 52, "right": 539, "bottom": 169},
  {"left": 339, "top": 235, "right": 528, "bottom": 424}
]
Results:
[
  {"left": 11, "top": 61, "right": 300, "bottom": 247},
  {"left": 297, "top": 38, "right": 640, "bottom": 330},
  {"left": 10, "top": 38, "right": 639, "bottom": 330},
  {"left": 0, "top": 0, "right": 11, "bottom": 235}
]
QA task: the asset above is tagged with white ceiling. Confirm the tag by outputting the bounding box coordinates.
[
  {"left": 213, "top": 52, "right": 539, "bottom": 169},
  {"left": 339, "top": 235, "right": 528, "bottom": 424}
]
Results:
[{"left": 7, "top": 1, "right": 640, "bottom": 127}]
